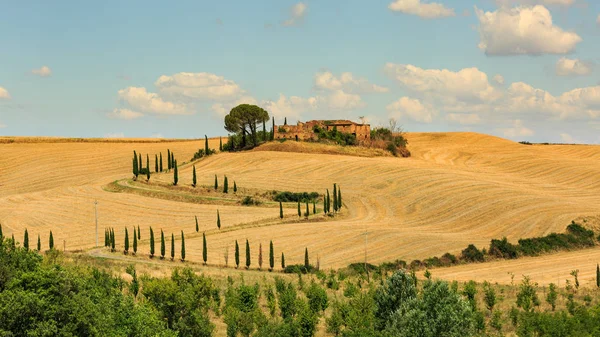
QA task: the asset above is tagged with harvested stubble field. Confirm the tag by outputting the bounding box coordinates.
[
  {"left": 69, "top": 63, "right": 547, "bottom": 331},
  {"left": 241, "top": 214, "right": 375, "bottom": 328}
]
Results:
[{"left": 1, "top": 133, "right": 600, "bottom": 284}]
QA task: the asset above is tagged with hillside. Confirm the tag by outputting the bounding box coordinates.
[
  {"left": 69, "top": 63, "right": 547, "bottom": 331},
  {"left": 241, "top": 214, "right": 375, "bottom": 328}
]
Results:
[{"left": 1, "top": 133, "right": 599, "bottom": 283}]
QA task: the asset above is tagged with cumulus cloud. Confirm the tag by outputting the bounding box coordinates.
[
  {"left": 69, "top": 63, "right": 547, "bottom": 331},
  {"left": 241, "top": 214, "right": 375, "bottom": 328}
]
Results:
[
  {"left": 495, "top": 0, "right": 575, "bottom": 6},
  {"left": 493, "top": 75, "right": 505, "bottom": 85},
  {"left": 0, "top": 87, "right": 10, "bottom": 99},
  {"left": 386, "top": 97, "right": 436, "bottom": 123},
  {"left": 388, "top": 0, "right": 455, "bottom": 19},
  {"left": 107, "top": 108, "right": 144, "bottom": 120},
  {"left": 475, "top": 5, "right": 582, "bottom": 55},
  {"left": 282, "top": 2, "right": 307, "bottom": 26},
  {"left": 31, "top": 66, "right": 52, "bottom": 77},
  {"left": 155, "top": 72, "right": 242, "bottom": 101},
  {"left": 211, "top": 96, "right": 259, "bottom": 116},
  {"left": 446, "top": 113, "right": 481, "bottom": 125},
  {"left": 501, "top": 120, "right": 534, "bottom": 138},
  {"left": 555, "top": 57, "right": 593, "bottom": 76},
  {"left": 262, "top": 94, "right": 317, "bottom": 119},
  {"left": 118, "top": 87, "right": 192, "bottom": 115},
  {"left": 314, "top": 71, "right": 388, "bottom": 93},
  {"left": 324, "top": 90, "right": 365, "bottom": 110}
]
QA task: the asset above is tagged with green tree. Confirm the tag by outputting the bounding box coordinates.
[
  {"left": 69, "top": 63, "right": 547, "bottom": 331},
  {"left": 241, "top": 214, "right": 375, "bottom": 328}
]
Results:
[
  {"left": 516, "top": 276, "right": 540, "bottom": 312},
  {"left": 271, "top": 116, "right": 275, "bottom": 141},
  {"left": 202, "top": 232, "right": 207, "bottom": 265},
  {"left": 269, "top": 240, "right": 274, "bottom": 271},
  {"left": 245, "top": 239, "right": 251, "bottom": 269},
  {"left": 150, "top": 227, "right": 155, "bottom": 258},
  {"left": 326, "top": 189, "right": 330, "bottom": 214},
  {"left": 133, "top": 150, "right": 139, "bottom": 178},
  {"left": 597, "top": 264, "right": 600, "bottom": 288},
  {"left": 160, "top": 229, "right": 165, "bottom": 259},
  {"left": 235, "top": 239, "right": 240, "bottom": 268},
  {"left": 483, "top": 281, "right": 496, "bottom": 312},
  {"left": 167, "top": 149, "right": 171, "bottom": 170},
  {"left": 258, "top": 242, "right": 263, "bottom": 270},
  {"left": 159, "top": 152, "right": 163, "bottom": 171},
  {"left": 224, "top": 104, "right": 270, "bottom": 148},
  {"left": 217, "top": 210, "right": 221, "bottom": 230},
  {"left": 138, "top": 153, "right": 142, "bottom": 173},
  {"left": 49, "top": 230, "right": 54, "bottom": 250},
  {"left": 214, "top": 174, "right": 218, "bottom": 190},
  {"left": 374, "top": 270, "right": 418, "bottom": 330},
  {"left": 223, "top": 176, "right": 228, "bottom": 193},
  {"left": 305, "top": 202, "right": 309, "bottom": 217},
  {"left": 124, "top": 227, "right": 129, "bottom": 254},
  {"left": 192, "top": 165, "right": 197, "bottom": 187},
  {"left": 280, "top": 202, "right": 284, "bottom": 219},
  {"left": 133, "top": 227, "right": 137, "bottom": 255},
  {"left": 104, "top": 228, "right": 108, "bottom": 247},
  {"left": 171, "top": 152, "right": 175, "bottom": 171},
  {"left": 304, "top": 247, "right": 309, "bottom": 269},
  {"left": 338, "top": 187, "right": 342, "bottom": 210},
  {"left": 23, "top": 229, "right": 29, "bottom": 250},
  {"left": 219, "top": 136, "right": 223, "bottom": 151},
  {"left": 0, "top": 223, "right": 2, "bottom": 239},
  {"left": 137, "top": 225, "right": 141, "bottom": 240},
  {"left": 333, "top": 184, "right": 338, "bottom": 213},
  {"left": 205, "top": 135, "right": 209, "bottom": 155},
  {"left": 281, "top": 252, "right": 286, "bottom": 269},
  {"left": 233, "top": 181, "right": 237, "bottom": 193},
  {"left": 462, "top": 281, "right": 478, "bottom": 310},
  {"left": 110, "top": 228, "right": 115, "bottom": 251},
  {"left": 298, "top": 201, "right": 301, "bottom": 217},
  {"left": 313, "top": 201, "right": 316, "bottom": 215},
  {"left": 181, "top": 231, "right": 186, "bottom": 262},
  {"left": 284, "top": 117, "right": 287, "bottom": 125},
  {"left": 173, "top": 159, "right": 178, "bottom": 185},
  {"left": 195, "top": 215, "right": 199, "bottom": 232},
  {"left": 546, "top": 283, "right": 558, "bottom": 311},
  {"left": 170, "top": 233, "right": 175, "bottom": 261},
  {"left": 37, "top": 234, "right": 41, "bottom": 251},
  {"left": 146, "top": 154, "right": 151, "bottom": 181},
  {"left": 155, "top": 154, "right": 158, "bottom": 173}
]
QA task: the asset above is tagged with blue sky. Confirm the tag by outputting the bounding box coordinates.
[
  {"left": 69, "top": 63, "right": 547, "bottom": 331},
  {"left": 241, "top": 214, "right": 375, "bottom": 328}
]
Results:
[{"left": 1, "top": 0, "right": 599, "bottom": 143}]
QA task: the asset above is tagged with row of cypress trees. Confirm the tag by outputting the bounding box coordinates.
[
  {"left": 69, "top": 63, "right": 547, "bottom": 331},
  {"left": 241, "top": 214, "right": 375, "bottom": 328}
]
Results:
[
  {"left": 132, "top": 150, "right": 177, "bottom": 180},
  {"left": 3, "top": 226, "right": 51, "bottom": 252},
  {"left": 276, "top": 184, "right": 342, "bottom": 220}
]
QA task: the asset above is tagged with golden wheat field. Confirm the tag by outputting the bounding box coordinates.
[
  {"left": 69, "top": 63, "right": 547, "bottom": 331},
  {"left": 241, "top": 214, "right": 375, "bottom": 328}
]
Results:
[{"left": 1, "top": 133, "right": 600, "bottom": 284}]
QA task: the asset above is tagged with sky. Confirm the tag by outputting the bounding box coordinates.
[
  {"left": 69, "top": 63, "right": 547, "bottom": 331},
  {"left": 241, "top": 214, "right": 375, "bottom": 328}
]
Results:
[{"left": 1, "top": 0, "right": 599, "bottom": 143}]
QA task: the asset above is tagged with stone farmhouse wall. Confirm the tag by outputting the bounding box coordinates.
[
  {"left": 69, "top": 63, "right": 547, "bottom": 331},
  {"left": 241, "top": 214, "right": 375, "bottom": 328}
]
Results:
[{"left": 274, "top": 120, "right": 371, "bottom": 143}]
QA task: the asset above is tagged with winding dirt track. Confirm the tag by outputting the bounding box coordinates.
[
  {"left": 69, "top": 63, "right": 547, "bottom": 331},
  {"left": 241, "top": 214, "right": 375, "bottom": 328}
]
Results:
[{"left": 1, "top": 133, "right": 599, "bottom": 283}]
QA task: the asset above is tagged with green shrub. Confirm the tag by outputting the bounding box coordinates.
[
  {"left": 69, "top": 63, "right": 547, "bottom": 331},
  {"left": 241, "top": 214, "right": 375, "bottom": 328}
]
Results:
[
  {"left": 273, "top": 191, "right": 319, "bottom": 203},
  {"left": 489, "top": 237, "right": 519, "bottom": 259},
  {"left": 283, "top": 264, "right": 314, "bottom": 274},
  {"left": 461, "top": 244, "right": 484, "bottom": 262},
  {"left": 241, "top": 196, "right": 261, "bottom": 206}
]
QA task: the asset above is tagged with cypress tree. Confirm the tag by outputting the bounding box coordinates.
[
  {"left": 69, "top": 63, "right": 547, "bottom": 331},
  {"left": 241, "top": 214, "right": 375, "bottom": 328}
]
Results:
[
  {"left": 146, "top": 154, "right": 151, "bottom": 181},
  {"left": 333, "top": 184, "right": 338, "bottom": 213},
  {"left": 280, "top": 202, "right": 284, "bottom": 219},
  {"left": 111, "top": 228, "right": 115, "bottom": 252},
  {"left": 326, "top": 189, "right": 331, "bottom": 214},
  {"left": 170, "top": 233, "right": 175, "bottom": 261},
  {"left": 205, "top": 135, "right": 209, "bottom": 155},
  {"left": 150, "top": 227, "right": 155, "bottom": 258},
  {"left": 155, "top": 154, "right": 158, "bottom": 173},
  {"left": 171, "top": 152, "right": 175, "bottom": 170},
  {"left": 138, "top": 153, "right": 142, "bottom": 173},
  {"left": 219, "top": 137, "right": 223, "bottom": 151},
  {"left": 269, "top": 240, "right": 274, "bottom": 271},
  {"left": 160, "top": 230, "right": 165, "bottom": 259},
  {"left": 37, "top": 234, "right": 41, "bottom": 251},
  {"left": 167, "top": 149, "right": 171, "bottom": 170},
  {"left": 133, "top": 227, "right": 137, "bottom": 255},
  {"left": 262, "top": 120, "right": 266, "bottom": 142},
  {"left": 173, "top": 160, "right": 178, "bottom": 185},
  {"left": 281, "top": 252, "right": 286, "bottom": 269},
  {"left": 105, "top": 229, "right": 108, "bottom": 247},
  {"left": 192, "top": 165, "right": 197, "bottom": 187},
  {"left": 313, "top": 201, "right": 316, "bottom": 214},
  {"left": 195, "top": 215, "right": 199, "bottom": 232},
  {"left": 304, "top": 247, "right": 309, "bottom": 270},
  {"left": 338, "top": 187, "right": 342, "bottom": 210},
  {"left": 245, "top": 239, "right": 251, "bottom": 269},
  {"left": 159, "top": 152, "right": 163, "bottom": 172},
  {"left": 217, "top": 210, "right": 221, "bottom": 230},
  {"left": 305, "top": 202, "right": 309, "bottom": 217},
  {"left": 23, "top": 229, "right": 29, "bottom": 250},
  {"left": 0, "top": 223, "right": 3, "bottom": 240},
  {"left": 284, "top": 117, "right": 287, "bottom": 125},
  {"left": 133, "top": 151, "right": 139, "bottom": 177},
  {"left": 223, "top": 176, "right": 228, "bottom": 193},
  {"left": 235, "top": 240, "right": 240, "bottom": 268},
  {"left": 202, "top": 232, "right": 207, "bottom": 265},
  {"left": 181, "top": 231, "right": 186, "bottom": 262},
  {"left": 124, "top": 227, "right": 129, "bottom": 254},
  {"left": 271, "top": 116, "right": 275, "bottom": 141},
  {"left": 137, "top": 225, "right": 141, "bottom": 240},
  {"left": 49, "top": 231, "right": 54, "bottom": 250},
  {"left": 259, "top": 242, "right": 263, "bottom": 270},
  {"left": 597, "top": 264, "right": 600, "bottom": 288},
  {"left": 214, "top": 174, "right": 218, "bottom": 190},
  {"left": 233, "top": 181, "right": 237, "bottom": 193},
  {"left": 297, "top": 201, "right": 301, "bottom": 217}
]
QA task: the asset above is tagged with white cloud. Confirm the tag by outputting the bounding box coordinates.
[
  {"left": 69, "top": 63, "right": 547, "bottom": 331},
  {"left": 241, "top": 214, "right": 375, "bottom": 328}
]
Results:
[
  {"left": 314, "top": 71, "right": 388, "bottom": 93},
  {"left": 560, "top": 133, "right": 582, "bottom": 143},
  {"left": 555, "top": 57, "right": 593, "bottom": 76},
  {"left": 493, "top": 75, "right": 505, "bottom": 85},
  {"left": 387, "top": 97, "right": 436, "bottom": 123},
  {"left": 282, "top": 2, "right": 307, "bottom": 26},
  {"left": 155, "top": 72, "right": 242, "bottom": 101},
  {"left": 495, "top": 0, "right": 575, "bottom": 6},
  {"left": 388, "top": 0, "right": 455, "bottom": 19},
  {"left": 475, "top": 5, "right": 582, "bottom": 55},
  {"left": 211, "top": 96, "right": 259, "bottom": 116},
  {"left": 107, "top": 108, "right": 144, "bottom": 120},
  {"left": 0, "top": 87, "right": 10, "bottom": 99},
  {"left": 446, "top": 113, "right": 481, "bottom": 125},
  {"left": 501, "top": 120, "right": 534, "bottom": 138},
  {"left": 105, "top": 132, "right": 125, "bottom": 138},
  {"left": 324, "top": 90, "right": 364, "bottom": 110},
  {"left": 31, "top": 66, "right": 52, "bottom": 77},
  {"left": 262, "top": 94, "right": 317, "bottom": 119},
  {"left": 152, "top": 133, "right": 164, "bottom": 138},
  {"left": 118, "top": 87, "right": 192, "bottom": 115}
]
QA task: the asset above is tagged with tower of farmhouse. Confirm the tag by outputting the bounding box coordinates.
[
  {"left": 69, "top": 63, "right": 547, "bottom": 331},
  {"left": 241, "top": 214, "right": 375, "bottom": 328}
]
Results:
[{"left": 273, "top": 120, "right": 371, "bottom": 143}]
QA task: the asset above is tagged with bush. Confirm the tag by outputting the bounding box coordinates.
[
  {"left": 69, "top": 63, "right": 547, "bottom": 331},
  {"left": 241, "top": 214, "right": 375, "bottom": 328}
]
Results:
[
  {"left": 461, "top": 244, "right": 484, "bottom": 262},
  {"left": 273, "top": 191, "right": 320, "bottom": 203},
  {"left": 489, "top": 237, "right": 519, "bottom": 259},
  {"left": 191, "top": 148, "right": 216, "bottom": 161},
  {"left": 241, "top": 196, "right": 261, "bottom": 206},
  {"left": 283, "top": 264, "right": 314, "bottom": 274}
]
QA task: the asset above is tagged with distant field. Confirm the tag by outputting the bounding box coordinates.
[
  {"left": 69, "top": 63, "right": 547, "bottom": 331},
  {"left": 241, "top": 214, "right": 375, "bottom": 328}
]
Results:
[{"left": 1, "top": 133, "right": 599, "bottom": 283}]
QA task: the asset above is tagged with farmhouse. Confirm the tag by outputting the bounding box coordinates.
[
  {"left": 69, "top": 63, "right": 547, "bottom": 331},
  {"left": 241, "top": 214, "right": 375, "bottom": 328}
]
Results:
[{"left": 274, "top": 120, "right": 371, "bottom": 143}]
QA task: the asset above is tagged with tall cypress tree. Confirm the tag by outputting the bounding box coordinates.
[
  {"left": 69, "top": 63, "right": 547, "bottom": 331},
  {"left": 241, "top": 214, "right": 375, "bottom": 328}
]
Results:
[
  {"left": 597, "top": 264, "right": 600, "bottom": 288},
  {"left": 37, "top": 234, "right": 41, "bottom": 251},
  {"left": 304, "top": 247, "right": 309, "bottom": 270},
  {"left": 313, "top": 201, "right": 316, "bottom": 214},
  {"left": 181, "top": 231, "right": 186, "bottom": 262},
  {"left": 167, "top": 149, "right": 171, "bottom": 170},
  {"left": 217, "top": 210, "right": 221, "bottom": 230},
  {"left": 104, "top": 229, "right": 108, "bottom": 247},
  {"left": 195, "top": 215, "right": 199, "bottom": 232},
  {"left": 23, "top": 229, "right": 29, "bottom": 250},
  {"left": 235, "top": 240, "right": 240, "bottom": 268},
  {"left": 111, "top": 228, "right": 115, "bottom": 252},
  {"left": 133, "top": 227, "right": 137, "bottom": 255},
  {"left": 159, "top": 152, "right": 163, "bottom": 172},
  {"left": 284, "top": 117, "right": 287, "bottom": 125},
  {"left": 138, "top": 153, "right": 142, "bottom": 173},
  {"left": 173, "top": 160, "right": 178, "bottom": 185},
  {"left": 279, "top": 202, "right": 284, "bottom": 219},
  {"left": 233, "top": 181, "right": 237, "bottom": 193},
  {"left": 245, "top": 239, "right": 251, "bottom": 269},
  {"left": 170, "top": 233, "right": 175, "bottom": 261},
  {"left": 262, "top": 120, "right": 266, "bottom": 142},
  {"left": 281, "top": 252, "right": 286, "bottom": 269},
  {"left": 132, "top": 157, "right": 138, "bottom": 178},
  {"left": 192, "top": 165, "right": 197, "bottom": 187},
  {"left": 305, "top": 202, "right": 309, "bottom": 217},
  {"left": 0, "top": 223, "right": 3, "bottom": 240},
  {"left": 338, "top": 187, "right": 342, "bottom": 210},
  {"left": 219, "top": 137, "right": 223, "bottom": 151},
  {"left": 202, "top": 232, "right": 207, "bottom": 265},
  {"left": 160, "top": 230, "right": 165, "bottom": 259},
  {"left": 259, "top": 242, "right": 263, "bottom": 270},
  {"left": 150, "top": 227, "right": 155, "bottom": 258},
  {"left": 49, "top": 230, "right": 54, "bottom": 250},
  {"left": 223, "top": 176, "right": 228, "bottom": 193},
  {"left": 333, "top": 184, "right": 338, "bottom": 213},
  {"left": 171, "top": 152, "right": 175, "bottom": 170},
  {"left": 214, "top": 174, "right": 218, "bottom": 190},
  {"left": 155, "top": 154, "right": 159, "bottom": 173},
  {"left": 146, "top": 154, "right": 151, "bottom": 181},
  {"left": 124, "top": 227, "right": 129, "bottom": 254},
  {"left": 297, "top": 201, "right": 301, "bottom": 217},
  {"left": 137, "top": 225, "right": 141, "bottom": 240},
  {"left": 271, "top": 116, "right": 275, "bottom": 141},
  {"left": 269, "top": 240, "right": 274, "bottom": 271},
  {"left": 205, "top": 135, "right": 209, "bottom": 155},
  {"left": 326, "top": 189, "right": 331, "bottom": 214}
]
